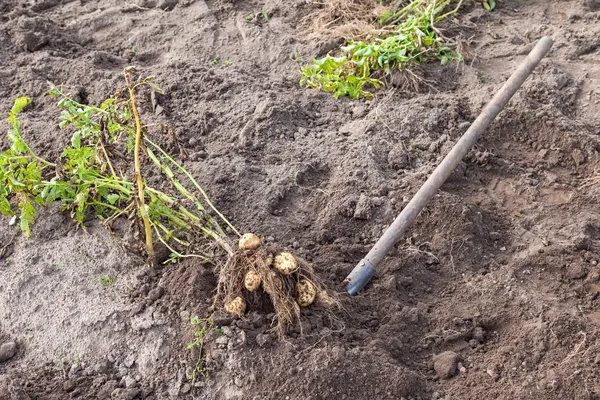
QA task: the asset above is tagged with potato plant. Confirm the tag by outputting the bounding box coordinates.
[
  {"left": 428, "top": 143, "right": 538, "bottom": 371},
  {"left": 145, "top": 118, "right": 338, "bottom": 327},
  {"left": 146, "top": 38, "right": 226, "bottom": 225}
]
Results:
[
  {"left": 300, "top": 0, "right": 463, "bottom": 99},
  {"left": 0, "top": 69, "right": 237, "bottom": 264}
]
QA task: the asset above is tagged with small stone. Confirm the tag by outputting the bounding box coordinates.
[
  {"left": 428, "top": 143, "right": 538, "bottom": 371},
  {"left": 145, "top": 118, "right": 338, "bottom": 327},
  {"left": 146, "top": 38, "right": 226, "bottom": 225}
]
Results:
[
  {"left": 63, "top": 380, "right": 76, "bottom": 393},
  {"left": 256, "top": 333, "right": 271, "bottom": 348},
  {"left": 0, "top": 342, "right": 17, "bottom": 362},
  {"left": 594, "top": 353, "right": 600, "bottom": 365},
  {"left": 188, "top": 137, "right": 198, "bottom": 147},
  {"left": 433, "top": 351, "right": 460, "bottom": 379},
  {"left": 458, "top": 362, "right": 467, "bottom": 374},
  {"left": 499, "top": 246, "right": 507, "bottom": 251},
  {"left": 181, "top": 383, "right": 191, "bottom": 394},
  {"left": 486, "top": 364, "right": 500, "bottom": 381},
  {"left": 297, "top": 127, "right": 307, "bottom": 135},
  {"left": 69, "top": 363, "right": 82, "bottom": 376}
]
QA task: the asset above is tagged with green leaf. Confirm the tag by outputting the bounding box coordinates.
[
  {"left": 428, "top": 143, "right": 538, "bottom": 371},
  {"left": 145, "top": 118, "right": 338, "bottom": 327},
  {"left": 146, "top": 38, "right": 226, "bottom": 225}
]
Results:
[
  {"left": 8, "top": 97, "right": 32, "bottom": 122},
  {"left": 106, "top": 194, "right": 120, "bottom": 205},
  {"left": 19, "top": 199, "right": 36, "bottom": 237},
  {"left": 71, "top": 131, "right": 81, "bottom": 149}
]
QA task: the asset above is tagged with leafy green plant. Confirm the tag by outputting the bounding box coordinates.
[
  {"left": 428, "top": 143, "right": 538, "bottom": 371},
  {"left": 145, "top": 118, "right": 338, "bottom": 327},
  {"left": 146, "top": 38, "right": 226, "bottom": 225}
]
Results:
[
  {"left": 300, "top": 0, "right": 462, "bottom": 99},
  {"left": 187, "top": 317, "right": 213, "bottom": 384},
  {"left": 0, "top": 96, "right": 52, "bottom": 236},
  {"left": 0, "top": 70, "right": 239, "bottom": 265}
]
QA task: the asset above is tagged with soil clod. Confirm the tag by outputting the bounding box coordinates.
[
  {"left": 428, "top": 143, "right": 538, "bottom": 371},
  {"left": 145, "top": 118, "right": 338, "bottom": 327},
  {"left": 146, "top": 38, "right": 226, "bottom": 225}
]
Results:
[{"left": 433, "top": 351, "right": 460, "bottom": 379}]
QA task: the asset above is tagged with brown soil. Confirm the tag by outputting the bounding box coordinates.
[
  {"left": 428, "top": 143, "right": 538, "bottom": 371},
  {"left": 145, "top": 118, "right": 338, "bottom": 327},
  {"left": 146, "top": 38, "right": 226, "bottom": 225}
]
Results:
[{"left": 1, "top": 0, "right": 600, "bottom": 399}]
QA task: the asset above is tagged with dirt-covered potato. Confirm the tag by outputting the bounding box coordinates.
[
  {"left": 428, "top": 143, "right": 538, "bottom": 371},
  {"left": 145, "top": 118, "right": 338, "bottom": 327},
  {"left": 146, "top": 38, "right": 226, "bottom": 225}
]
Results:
[
  {"left": 225, "top": 296, "right": 247, "bottom": 317},
  {"left": 296, "top": 278, "right": 316, "bottom": 307},
  {"left": 273, "top": 252, "right": 298, "bottom": 276},
  {"left": 239, "top": 233, "right": 261, "bottom": 250},
  {"left": 244, "top": 270, "right": 261, "bottom": 291},
  {"left": 265, "top": 253, "right": 273, "bottom": 267}
]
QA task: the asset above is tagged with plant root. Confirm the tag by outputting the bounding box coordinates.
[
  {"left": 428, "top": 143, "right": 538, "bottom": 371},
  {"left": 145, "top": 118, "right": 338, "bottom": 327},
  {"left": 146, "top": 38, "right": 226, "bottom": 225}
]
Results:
[{"left": 213, "top": 242, "right": 339, "bottom": 339}]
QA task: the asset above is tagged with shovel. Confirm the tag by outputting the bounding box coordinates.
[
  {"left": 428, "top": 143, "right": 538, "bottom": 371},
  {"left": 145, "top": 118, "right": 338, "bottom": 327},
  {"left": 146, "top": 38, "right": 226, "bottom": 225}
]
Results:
[{"left": 344, "top": 36, "right": 554, "bottom": 296}]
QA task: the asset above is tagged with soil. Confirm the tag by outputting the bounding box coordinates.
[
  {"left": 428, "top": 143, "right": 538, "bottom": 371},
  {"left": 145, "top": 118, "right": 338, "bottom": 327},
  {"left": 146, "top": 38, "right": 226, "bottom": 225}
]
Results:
[{"left": 1, "top": 0, "right": 600, "bottom": 399}]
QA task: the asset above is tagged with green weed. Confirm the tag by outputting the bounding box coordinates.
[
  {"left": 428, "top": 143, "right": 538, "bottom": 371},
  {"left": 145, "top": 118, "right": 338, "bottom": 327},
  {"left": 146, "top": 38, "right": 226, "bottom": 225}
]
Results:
[
  {"left": 96, "top": 273, "right": 116, "bottom": 286},
  {"left": 187, "top": 317, "right": 213, "bottom": 384},
  {"left": 300, "top": 0, "right": 462, "bottom": 99},
  {"left": 246, "top": 10, "right": 271, "bottom": 23}
]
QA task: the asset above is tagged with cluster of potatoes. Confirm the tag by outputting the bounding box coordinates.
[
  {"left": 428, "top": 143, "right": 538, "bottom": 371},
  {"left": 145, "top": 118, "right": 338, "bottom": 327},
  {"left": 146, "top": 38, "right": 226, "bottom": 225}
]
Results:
[{"left": 224, "top": 233, "right": 317, "bottom": 317}]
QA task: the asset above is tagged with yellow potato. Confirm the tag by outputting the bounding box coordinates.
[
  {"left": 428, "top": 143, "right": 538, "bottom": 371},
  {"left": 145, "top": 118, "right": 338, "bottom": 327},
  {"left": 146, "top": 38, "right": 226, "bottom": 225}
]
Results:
[
  {"left": 265, "top": 253, "right": 273, "bottom": 267},
  {"left": 224, "top": 296, "right": 247, "bottom": 317},
  {"left": 239, "top": 233, "right": 261, "bottom": 250},
  {"left": 273, "top": 252, "right": 298, "bottom": 276},
  {"left": 244, "top": 270, "right": 261, "bottom": 291},
  {"left": 296, "top": 278, "right": 316, "bottom": 307}
]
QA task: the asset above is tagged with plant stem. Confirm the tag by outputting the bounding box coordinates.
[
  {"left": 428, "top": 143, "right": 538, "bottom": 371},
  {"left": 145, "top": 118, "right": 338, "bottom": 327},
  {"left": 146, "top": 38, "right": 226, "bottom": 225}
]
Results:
[
  {"left": 124, "top": 69, "right": 155, "bottom": 263},
  {"left": 144, "top": 137, "right": 240, "bottom": 237}
]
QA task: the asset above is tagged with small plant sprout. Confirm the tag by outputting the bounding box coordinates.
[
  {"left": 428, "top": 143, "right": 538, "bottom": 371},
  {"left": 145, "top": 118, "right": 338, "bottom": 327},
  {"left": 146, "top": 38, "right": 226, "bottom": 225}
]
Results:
[
  {"left": 482, "top": 0, "right": 496, "bottom": 11},
  {"left": 187, "top": 317, "right": 213, "bottom": 384},
  {"left": 246, "top": 10, "right": 271, "bottom": 24},
  {"left": 96, "top": 273, "right": 116, "bottom": 286},
  {"left": 214, "top": 326, "right": 225, "bottom": 335},
  {"left": 292, "top": 52, "right": 304, "bottom": 63},
  {"left": 210, "top": 59, "right": 219, "bottom": 65},
  {"left": 74, "top": 355, "right": 82, "bottom": 365}
]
